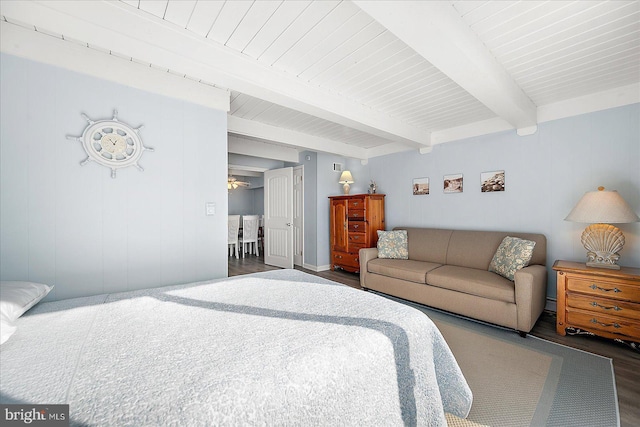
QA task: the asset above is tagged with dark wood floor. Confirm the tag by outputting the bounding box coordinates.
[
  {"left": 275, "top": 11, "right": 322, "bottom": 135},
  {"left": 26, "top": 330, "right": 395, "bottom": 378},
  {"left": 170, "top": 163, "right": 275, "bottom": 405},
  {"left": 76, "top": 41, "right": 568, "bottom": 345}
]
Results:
[{"left": 229, "top": 254, "right": 640, "bottom": 427}]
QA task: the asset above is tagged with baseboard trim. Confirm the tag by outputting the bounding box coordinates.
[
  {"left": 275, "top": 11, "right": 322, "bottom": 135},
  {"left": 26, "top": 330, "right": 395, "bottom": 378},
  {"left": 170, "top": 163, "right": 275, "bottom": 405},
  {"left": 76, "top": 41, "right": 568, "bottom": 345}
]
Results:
[{"left": 302, "top": 263, "right": 331, "bottom": 272}]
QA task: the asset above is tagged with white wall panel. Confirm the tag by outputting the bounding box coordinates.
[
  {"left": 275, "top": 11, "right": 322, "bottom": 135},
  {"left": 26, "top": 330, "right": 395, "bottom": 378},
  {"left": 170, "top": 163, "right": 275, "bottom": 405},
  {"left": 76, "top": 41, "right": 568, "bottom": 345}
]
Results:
[
  {"left": 0, "top": 59, "right": 29, "bottom": 281},
  {"left": 26, "top": 64, "right": 58, "bottom": 288},
  {"left": 225, "top": 1, "right": 283, "bottom": 52},
  {"left": 258, "top": 0, "right": 339, "bottom": 64},
  {"left": 138, "top": 0, "right": 168, "bottom": 18},
  {"left": 185, "top": 0, "right": 225, "bottom": 37},
  {"left": 206, "top": 1, "right": 253, "bottom": 45},
  {"left": 241, "top": 1, "right": 311, "bottom": 58},
  {"left": 274, "top": 1, "right": 361, "bottom": 74},
  {"left": 157, "top": 95, "right": 185, "bottom": 288},
  {"left": 164, "top": 0, "right": 197, "bottom": 28}
]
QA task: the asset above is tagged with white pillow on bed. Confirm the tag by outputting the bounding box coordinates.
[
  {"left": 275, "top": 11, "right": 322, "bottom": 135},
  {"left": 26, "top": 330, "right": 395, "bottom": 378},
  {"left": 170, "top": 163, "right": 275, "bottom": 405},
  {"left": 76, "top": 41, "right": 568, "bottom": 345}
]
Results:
[
  {"left": 0, "top": 281, "right": 53, "bottom": 322},
  {"left": 1, "top": 313, "right": 17, "bottom": 345}
]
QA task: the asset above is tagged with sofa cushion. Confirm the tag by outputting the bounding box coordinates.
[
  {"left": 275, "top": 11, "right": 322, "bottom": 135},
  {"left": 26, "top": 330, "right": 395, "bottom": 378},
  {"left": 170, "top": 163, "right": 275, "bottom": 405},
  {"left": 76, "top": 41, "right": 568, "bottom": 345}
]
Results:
[
  {"left": 426, "top": 265, "right": 515, "bottom": 303},
  {"left": 377, "top": 230, "right": 409, "bottom": 259},
  {"left": 394, "top": 228, "right": 453, "bottom": 264},
  {"left": 445, "top": 230, "right": 546, "bottom": 270},
  {"left": 368, "top": 259, "right": 442, "bottom": 284},
  {"left": 488, "top": 236, "right": 536, "bottom": 281}
]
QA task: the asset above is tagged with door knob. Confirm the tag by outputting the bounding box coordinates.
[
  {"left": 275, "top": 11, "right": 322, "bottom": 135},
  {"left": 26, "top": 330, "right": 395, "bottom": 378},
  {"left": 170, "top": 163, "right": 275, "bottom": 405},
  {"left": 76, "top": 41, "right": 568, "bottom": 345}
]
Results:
[{"left": 287, "top": 223, "right": 292, "bottom": 226}]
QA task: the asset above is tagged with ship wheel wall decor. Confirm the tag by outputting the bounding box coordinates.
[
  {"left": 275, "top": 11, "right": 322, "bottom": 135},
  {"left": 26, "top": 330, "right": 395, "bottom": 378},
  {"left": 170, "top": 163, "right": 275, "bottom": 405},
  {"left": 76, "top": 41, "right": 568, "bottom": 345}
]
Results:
[{"left": 67, "top": 110, "right": 154, "bottom": 178}]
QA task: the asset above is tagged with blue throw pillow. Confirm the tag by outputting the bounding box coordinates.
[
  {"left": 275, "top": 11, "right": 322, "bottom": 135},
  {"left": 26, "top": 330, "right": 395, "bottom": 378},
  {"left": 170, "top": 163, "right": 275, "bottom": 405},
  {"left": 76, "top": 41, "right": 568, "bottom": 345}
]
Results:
[{"left": 489, "top": 236, "right": 536, "bottom": 281}]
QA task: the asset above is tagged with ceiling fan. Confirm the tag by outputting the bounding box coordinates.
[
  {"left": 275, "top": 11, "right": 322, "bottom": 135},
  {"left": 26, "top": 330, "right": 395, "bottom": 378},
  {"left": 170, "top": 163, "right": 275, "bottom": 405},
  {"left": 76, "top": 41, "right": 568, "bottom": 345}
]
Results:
[{"left": 228, "top": 176, "right": 250, "bottom": 190}]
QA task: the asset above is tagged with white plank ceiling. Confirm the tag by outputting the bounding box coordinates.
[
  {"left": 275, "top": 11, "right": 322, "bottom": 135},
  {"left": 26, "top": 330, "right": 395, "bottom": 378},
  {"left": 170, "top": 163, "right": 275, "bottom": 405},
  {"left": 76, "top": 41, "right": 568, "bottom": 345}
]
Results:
[{"left": 1, "top": 0, "right": 639, "bottom": 162}]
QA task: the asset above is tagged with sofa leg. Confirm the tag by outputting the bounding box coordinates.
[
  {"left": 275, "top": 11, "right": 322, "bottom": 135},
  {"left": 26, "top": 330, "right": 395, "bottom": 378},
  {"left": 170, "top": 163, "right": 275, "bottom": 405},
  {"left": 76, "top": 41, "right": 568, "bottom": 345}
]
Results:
[{"left": 518, "top": 331, "right": 527, "bottom": 338}]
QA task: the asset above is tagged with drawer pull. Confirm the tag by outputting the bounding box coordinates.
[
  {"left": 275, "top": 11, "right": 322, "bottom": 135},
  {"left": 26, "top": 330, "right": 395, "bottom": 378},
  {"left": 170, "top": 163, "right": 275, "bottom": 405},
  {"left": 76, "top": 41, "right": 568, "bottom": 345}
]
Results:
[
  {"left": 590, "top": 318, "right": 621, "bottom": 329},
  {"left": 590, "top": 302, "right": 622, "bottom": 311},
  {"left": 336, "top": 255, "right": 342, "bottom": 259},
  {"left": 590, "top": 284, "right": 621, "bottom": 293},
  {"left": 353, "top": 224, "right": 359, "bottom": 229}
]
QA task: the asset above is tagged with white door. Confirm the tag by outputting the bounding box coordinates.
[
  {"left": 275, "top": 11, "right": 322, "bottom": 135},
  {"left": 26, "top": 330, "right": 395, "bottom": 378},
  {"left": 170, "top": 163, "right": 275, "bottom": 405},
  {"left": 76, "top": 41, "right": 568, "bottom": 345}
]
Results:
[
  {"left": 264, "top": 167, "right": 293, "bottom": 269},
  {"left": 293, "top": 166, "right": 304, "bottom": 267}
]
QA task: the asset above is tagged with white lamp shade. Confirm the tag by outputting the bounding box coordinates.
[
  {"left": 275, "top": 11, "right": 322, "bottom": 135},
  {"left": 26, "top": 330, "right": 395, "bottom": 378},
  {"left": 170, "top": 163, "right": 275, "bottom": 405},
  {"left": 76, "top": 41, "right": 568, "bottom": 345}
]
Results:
[
  {"left": 339, "top": 171, "right": 354, "bottom": 184},
  {"left": 565, "top": 187, "right": 639, "bottom": 224}
]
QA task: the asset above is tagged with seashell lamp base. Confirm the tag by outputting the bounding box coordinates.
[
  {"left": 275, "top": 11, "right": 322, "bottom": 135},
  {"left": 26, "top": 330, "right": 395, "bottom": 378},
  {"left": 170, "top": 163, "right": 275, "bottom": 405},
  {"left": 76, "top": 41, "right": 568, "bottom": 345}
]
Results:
[{"left": 581, "top": 223, "right": 625, "bottom": 270}]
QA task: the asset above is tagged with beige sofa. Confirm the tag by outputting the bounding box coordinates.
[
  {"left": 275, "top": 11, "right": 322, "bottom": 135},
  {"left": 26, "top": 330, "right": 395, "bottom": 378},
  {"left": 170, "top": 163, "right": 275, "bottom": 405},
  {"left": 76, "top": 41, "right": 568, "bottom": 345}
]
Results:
[{"left": 359, "top": 227, "right": 547, "bottom": 335}]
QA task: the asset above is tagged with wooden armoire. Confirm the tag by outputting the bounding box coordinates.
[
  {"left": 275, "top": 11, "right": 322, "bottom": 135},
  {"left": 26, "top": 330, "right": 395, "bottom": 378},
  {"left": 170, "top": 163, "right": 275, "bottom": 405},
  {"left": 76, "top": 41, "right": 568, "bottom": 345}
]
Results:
[{"left": 329, "top": 194, "right": 385, "bottom": 273}]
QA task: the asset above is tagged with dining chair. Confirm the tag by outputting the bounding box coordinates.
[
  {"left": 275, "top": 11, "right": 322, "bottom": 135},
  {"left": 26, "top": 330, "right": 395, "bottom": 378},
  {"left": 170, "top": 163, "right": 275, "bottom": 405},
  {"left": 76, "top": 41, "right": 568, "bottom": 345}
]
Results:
[
  {"left": 228, "top": 215, "right": 240, "bottom": 259},
  {"left": 257, "top": 215, "right": 264, "bottom": 252},
  {"left": 240, "top": 215, "right": 260, "bottom": 257}
]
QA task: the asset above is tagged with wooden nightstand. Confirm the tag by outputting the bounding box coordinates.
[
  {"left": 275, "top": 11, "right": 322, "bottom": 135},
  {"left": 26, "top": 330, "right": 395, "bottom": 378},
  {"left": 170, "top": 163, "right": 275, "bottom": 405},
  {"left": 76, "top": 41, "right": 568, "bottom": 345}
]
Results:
[{"left": 553, "top": 260, "right": 640, "bottom": 349}]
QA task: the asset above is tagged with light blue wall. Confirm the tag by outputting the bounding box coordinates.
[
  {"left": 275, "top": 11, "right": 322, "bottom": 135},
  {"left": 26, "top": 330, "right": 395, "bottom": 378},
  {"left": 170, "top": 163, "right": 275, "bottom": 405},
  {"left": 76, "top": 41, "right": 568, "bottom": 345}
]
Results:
[
  {"left": 300, "top": 151, "right": 318, "bottom": 266},
  {"left": 367, "top": 104, "right": 640, "bottom": 299},
  {"left": 228, "top": 187, "right": 264, "bottom": 216},
  {"left": 0, "top": 54, "right": 229, "bottom": 301}
]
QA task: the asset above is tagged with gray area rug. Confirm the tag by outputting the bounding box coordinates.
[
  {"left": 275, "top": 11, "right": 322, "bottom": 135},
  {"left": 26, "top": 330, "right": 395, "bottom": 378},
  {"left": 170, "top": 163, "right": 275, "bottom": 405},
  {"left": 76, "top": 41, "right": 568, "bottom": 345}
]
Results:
[{"left": 379, "top": 294, "right": 619, "bottom": 427}]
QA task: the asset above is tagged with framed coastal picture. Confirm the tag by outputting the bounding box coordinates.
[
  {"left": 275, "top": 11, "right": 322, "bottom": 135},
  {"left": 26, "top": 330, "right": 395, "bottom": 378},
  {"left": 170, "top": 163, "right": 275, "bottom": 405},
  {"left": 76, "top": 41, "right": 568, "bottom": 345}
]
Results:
[
  {"left": 443, "top": 173, "right": 463, "bottom": 193},
  {"left": 413, "top": 177, "right": 430, "bottom": 195},
  {"left": 481, "top": 170, "right": 505, "bottom": 192}
]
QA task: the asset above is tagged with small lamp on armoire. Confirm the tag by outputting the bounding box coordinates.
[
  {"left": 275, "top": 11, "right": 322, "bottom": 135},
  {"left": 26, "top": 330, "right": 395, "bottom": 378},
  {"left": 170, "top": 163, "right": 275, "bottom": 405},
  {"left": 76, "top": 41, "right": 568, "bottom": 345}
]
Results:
[
  {"left": 339, "top": 171, "right": 354, "bottom": 195},
  {"left": 565, "top": 186, "right": 639, "bottom": 269}
]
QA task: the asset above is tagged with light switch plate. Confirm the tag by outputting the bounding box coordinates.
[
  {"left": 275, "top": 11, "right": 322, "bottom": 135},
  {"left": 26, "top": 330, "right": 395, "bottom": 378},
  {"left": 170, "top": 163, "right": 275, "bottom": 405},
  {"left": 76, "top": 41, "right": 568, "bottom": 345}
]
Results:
[{"left": 205, "top": 202, "right": 216, "bottom": 216}]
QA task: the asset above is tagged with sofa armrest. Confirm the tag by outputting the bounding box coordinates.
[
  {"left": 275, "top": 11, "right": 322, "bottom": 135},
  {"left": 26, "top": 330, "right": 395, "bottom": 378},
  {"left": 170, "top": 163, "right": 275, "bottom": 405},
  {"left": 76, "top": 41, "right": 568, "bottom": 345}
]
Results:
[
  {"left": 359, "top": 248, "right": 379, "bottom": 289},
  {"left": 514, "top": 264, "right": 548, "bottom": 332}
]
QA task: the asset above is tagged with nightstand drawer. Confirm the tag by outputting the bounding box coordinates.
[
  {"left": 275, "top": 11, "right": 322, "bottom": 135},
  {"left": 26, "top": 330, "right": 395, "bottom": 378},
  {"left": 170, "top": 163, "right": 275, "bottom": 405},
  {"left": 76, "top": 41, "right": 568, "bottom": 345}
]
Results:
[
  {"left": 567, "top": 294, "right": 640, "bottom": 321},
  {"left": 567, "top": 277, "right": 640, "bottom": 301},
  {"left": 566, "top": 309, "right": 640, "bottom": 340}
]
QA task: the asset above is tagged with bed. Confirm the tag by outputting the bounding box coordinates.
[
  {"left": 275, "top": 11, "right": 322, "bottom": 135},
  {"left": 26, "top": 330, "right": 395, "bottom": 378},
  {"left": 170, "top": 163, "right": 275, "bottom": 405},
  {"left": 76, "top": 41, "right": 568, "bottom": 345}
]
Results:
[{"left": 1, "top": 269, "right": 472, "bottom": 426}]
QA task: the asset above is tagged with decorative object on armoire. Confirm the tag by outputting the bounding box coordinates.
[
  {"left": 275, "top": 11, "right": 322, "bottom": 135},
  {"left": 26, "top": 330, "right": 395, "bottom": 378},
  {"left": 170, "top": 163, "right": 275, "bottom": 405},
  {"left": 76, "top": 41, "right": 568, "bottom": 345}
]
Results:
[
  {"left": 228, "top": 176, "right": 250, "bottom": 191},
  {"left": 480, "top": 170, "right": 505, "bottom": 192},
  {"left": 338, "top": 171, "right": 354, "bottom": 195},
  {"left": 368, "top": 180, "right": 377, "bottom": 194},
  {"left": 66, "top": 110, "right": 153, "bottom": 178},
  {"left": 565, "top": 186, "right": 639, "bottom": 270},
  {"left": 329, "top": 194, "right": 385, "bottom": 273},
  {"left": 413, "top": 177, "right": 429, "bottom": 195}
]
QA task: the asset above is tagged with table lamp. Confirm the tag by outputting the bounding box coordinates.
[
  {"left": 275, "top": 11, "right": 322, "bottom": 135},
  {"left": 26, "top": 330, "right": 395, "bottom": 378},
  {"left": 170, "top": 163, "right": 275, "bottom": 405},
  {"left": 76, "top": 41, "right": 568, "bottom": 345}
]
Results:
[
  {"left": 339, "top": 171, "right": 354, "bottom": 195},
  {"left": 565, "top": 186, "right": 639, "bottom": 269}
]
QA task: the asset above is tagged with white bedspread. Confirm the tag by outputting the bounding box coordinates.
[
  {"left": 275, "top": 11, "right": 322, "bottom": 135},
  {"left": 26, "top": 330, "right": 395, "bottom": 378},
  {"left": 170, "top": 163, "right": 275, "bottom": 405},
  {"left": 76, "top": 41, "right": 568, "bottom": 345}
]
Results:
[{"left": 0, "top": 270, "right": 472, "bottom": 426}]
